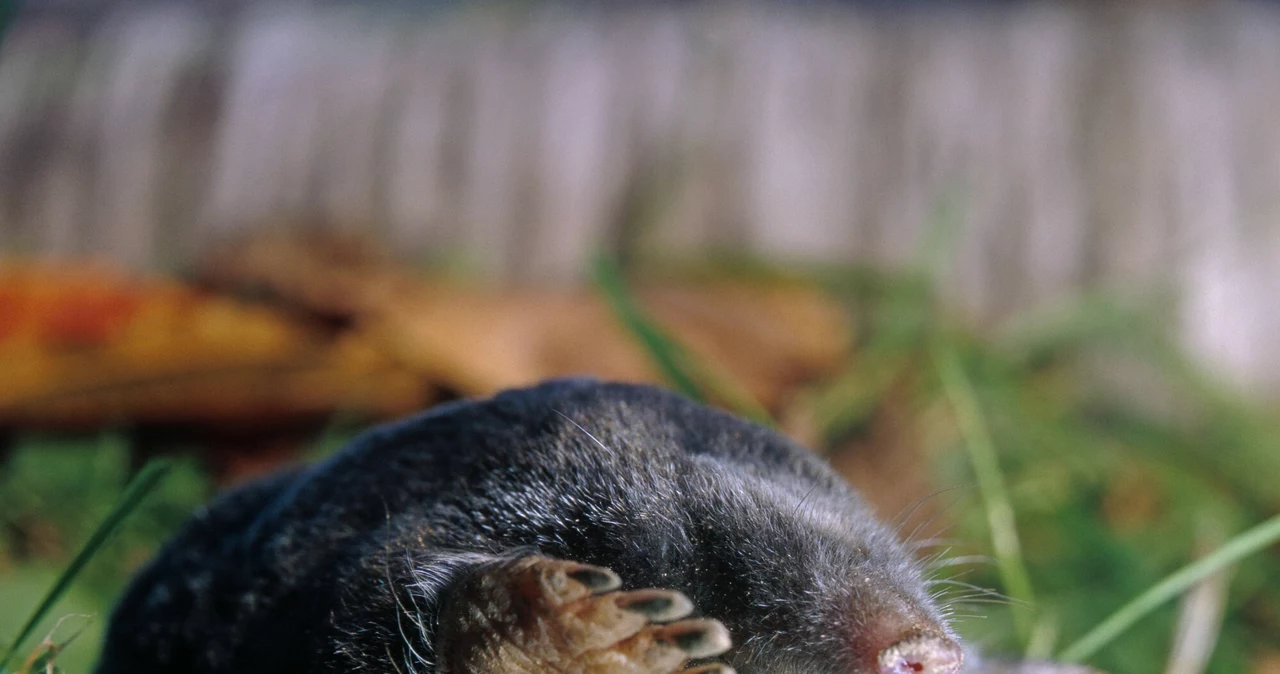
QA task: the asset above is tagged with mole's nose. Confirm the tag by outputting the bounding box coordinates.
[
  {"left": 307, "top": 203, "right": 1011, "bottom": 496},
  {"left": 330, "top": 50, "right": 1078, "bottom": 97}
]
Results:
[{"left": 877, "top": 634, "right": 964, "bottom": 674}]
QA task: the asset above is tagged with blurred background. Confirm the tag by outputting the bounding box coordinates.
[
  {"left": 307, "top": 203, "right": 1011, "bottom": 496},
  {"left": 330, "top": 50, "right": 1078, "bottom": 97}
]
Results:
[{"left": 2, "top": 0, "right": 1280, "bottom": 672}]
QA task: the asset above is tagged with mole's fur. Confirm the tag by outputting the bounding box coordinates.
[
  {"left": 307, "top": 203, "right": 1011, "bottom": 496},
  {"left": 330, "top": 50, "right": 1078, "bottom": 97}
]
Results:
[{"left": 97, "top": 379, "right": 999, "bottom": 674}]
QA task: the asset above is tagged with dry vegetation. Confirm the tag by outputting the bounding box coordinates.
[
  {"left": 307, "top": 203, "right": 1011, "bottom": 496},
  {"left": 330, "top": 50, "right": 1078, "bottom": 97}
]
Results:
[{"left": 2, "top": 241, "right": 1280, "bottom": 673}]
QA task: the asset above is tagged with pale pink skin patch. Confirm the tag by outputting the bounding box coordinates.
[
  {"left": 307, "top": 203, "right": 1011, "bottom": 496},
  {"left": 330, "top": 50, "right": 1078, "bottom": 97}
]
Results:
[{"left": 877, "top": 634, "right": 965, "bottom": 674}]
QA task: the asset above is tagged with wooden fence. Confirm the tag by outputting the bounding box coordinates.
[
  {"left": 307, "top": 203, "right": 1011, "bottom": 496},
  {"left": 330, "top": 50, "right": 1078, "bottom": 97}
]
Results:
[{"left": 3, "top": 2, "right": 1280, "bottom": 394}]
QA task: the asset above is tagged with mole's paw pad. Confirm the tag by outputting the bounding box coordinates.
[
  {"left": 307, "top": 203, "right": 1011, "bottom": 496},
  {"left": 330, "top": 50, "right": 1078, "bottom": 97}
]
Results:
[{"left": 439, "top": 556, "right": 733, "bottom": 674}]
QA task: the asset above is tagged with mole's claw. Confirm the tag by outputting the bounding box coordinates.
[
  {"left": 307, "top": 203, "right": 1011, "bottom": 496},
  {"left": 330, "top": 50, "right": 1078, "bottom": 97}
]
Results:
[
  {"left": 680, "top": 665, "right": 737, "bottom": 674},
  {"left": 615, "top": 588, "right": 695, "bottom": 622},
  {"left": 567, "top": 563, "right": 623, "bottom": 593},
  {"left": 440, "top": 555, "right": 733, "bottom": 674},
  {"left": 657, "top": 619, "right": 734, "bottom": 659}
]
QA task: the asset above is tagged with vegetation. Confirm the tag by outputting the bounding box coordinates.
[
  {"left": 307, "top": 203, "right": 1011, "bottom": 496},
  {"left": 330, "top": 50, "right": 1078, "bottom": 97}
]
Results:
[
  {"left": 3, "top": 252, "right": 1280, "bottom": 673},
  {"left": 602, "top": 249, "right": 1280, "bottom": 673}
]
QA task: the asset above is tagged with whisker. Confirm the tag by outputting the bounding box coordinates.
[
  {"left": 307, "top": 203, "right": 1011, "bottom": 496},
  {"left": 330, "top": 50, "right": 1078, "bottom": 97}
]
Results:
[
  {"left": 949, "top": 597, "right": 1025, "bottom": 606},
  {"left": 389, "top": 558, "right": 431, "bottom": 671},
  {"left": 385, "top": 644, "right": 407, "bottom": 674},
  {"left": 941, "top": 591, "right": 1031, "bottom": 608},
  {"left": 792, "top": 482, "right": 823, "bottom": 520},
  {"left": 927, "top": 579, "right": 998, "bottom": 593},
  {"left": 929, "top": 555, "right": 992, "bottom": 569},
  {"left": 399, "top": 554, "right": 434, "bottom": 668},
  {"left": 554, "top": 409, "right": 613, "bottom": 454},
  {"left": 918, "top": 548, "right": 957, "bottom": 569},
  {"left": 910, "top": 537, "right": 965, "bottom": 551},
  {"left": 902, "top": 505, "right": 963, "bottom": 548},
  {"left": 889, "top": 484, "right": 975, "bottom": 535},
  {"left": 377, "top": 504, "right": 431, "bottom": 672}
]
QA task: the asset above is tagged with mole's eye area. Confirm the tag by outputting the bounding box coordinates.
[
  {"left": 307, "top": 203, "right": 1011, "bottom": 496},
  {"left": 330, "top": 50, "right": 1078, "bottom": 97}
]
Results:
[{"left": 876, "top": 634, "right": 964, "bottom": 674}]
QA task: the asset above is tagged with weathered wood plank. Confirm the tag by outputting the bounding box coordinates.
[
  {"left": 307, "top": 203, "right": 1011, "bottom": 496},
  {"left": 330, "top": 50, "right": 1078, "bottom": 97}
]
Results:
[{"left": 3, "top": 3, "right": 1280, "bottom": 394}]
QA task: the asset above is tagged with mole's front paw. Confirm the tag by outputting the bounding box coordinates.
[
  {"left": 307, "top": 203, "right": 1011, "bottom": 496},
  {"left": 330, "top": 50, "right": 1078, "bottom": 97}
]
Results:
[{"left": 439, "top": 556, "right": 733, "bottom": 674}]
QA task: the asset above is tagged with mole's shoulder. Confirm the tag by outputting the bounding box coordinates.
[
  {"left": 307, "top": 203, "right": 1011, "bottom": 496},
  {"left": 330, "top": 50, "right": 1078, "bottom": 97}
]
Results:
[
  {"left": 363, "top": 377, "right": 803, "bottom": 467},
  {"left": 349, "top": 378, "right": 732, "bottom": 444}
]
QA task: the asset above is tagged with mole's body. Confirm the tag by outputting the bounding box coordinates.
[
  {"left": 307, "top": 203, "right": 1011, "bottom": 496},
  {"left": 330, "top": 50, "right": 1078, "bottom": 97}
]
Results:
[{"left": 97, "top": 380, "right": 1072, "bottom": 674}]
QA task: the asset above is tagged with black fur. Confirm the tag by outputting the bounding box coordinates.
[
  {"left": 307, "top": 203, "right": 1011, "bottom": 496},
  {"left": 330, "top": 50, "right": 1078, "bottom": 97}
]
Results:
[{"left": 97, "top": 379, "right": 953, "bottom": 674}]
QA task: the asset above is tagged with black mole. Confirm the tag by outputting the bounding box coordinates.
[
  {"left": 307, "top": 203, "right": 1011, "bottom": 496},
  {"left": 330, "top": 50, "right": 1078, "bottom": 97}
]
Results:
[{"left": 97, "top": 379, "right": 1080, "bottom": 674}]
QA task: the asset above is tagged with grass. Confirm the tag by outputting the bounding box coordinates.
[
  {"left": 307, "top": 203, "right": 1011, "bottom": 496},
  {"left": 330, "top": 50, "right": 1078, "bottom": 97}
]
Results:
[
  {"left": 2, "top": 254, "right": 1279, "bottom": 673},
  {"left": 932, "top": 336, "right": 1037, "bottom": 644},
  {"left": 1059, "top": 511, "right": 1280, "bottom": 664},
  {"left": 1, "top": 459, "right": 171, "bottom": 671},
  {"left": 845, "top": 268, "right": 1278, "bottom": 673},
  {"left": 599, "top": 253, "right": 1280, "bottom": 673},
  {"left": 0, "top": 437, "right": 210, "bottom": 674},
  {"left": 593, "top": 256, "right": 775, "bottom": 426}
]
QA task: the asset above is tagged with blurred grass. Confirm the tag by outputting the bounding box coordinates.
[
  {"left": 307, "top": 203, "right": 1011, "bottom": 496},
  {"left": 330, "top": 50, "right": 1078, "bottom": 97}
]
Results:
[
  {"left": 2, "top": 254, "right": 1280, "bottom": 673},
  {"left": 831, "top": 266, "right": 1280, "bottom": 673},
  {"left": 626, "top": 250, "right": 1280, "bottom": 672},
  {"left": 932, "top": 336, "right": 1037, "bottom": 645},
  {"left": 1060, "top": 511, "right": 1280, "bottom": 664},
  {"left": 593, "top": 256, "right": 774, "bottom": 425},
  {"left": 0, "top": 436, "right": 210, "bottom": 673},
  {"left": 2, "top": 458, "right": 171, "bottom": 671}
]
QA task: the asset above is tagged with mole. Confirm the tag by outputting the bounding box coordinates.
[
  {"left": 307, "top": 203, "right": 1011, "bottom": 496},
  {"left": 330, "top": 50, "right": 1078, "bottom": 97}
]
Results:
[{"left": 96, "top": 379, "right": 1095, "bottom": 674}]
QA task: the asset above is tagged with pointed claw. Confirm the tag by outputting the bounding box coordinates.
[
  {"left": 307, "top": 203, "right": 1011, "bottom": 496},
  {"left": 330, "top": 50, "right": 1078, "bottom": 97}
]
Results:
[
  {"left": 681, "top": 665, "right": 737, "bottom": 674},
  {"left": 615, "top": 589, "right": 695, "bottom": 623},
  {"left": 567, "top": 564, "right": 622, "bottom": 593},
  {"left": 657, "top": 619, "right": 733, "bottom": 659}
]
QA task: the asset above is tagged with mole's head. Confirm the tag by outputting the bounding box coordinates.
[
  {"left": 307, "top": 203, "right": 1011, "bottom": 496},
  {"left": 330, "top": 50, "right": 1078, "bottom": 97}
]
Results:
[
  {"left": 524, "top": 381, "right": 967, "bottom": 673},
  {"left": 680, "top": 463, "right": 964, "bottom": 674}
]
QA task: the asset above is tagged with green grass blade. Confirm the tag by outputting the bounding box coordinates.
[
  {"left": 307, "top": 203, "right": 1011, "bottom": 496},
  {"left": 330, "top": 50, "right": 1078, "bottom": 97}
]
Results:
[
  {"left": 1, "top": 458, "right": 173, "bottom": 668},
  {"left": 932, "top": 337, "right": 1037, "bottom": 644},
  {"left": 593, "top": 256, "right": 705, "bottom": 402},
  {"left": 592, "top": 257, "right": 774, "bottom": 425},
  {"left": 1059, "top": 511, "right": 1280, "bottom": 664}
]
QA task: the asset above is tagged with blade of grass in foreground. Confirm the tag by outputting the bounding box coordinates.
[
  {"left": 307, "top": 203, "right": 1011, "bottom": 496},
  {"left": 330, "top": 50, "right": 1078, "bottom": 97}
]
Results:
[
  {"left": 932, "top": 337, "right": 1037, "bottom": 646},
  {"left": 1059, "top": 511, "right": 1280, "bottom": 664},
  {"left": 0, "top": 457, "right": 173, "bottom": 669}
]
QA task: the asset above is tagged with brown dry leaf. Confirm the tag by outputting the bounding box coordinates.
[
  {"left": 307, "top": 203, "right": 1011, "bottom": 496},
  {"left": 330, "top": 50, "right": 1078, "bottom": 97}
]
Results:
[
  {"left": 825, "top": 384, "right": 938, "bottom": 527},
  {"left": 1101, "top": 463, "right": 1168, "bottom": 534},
  {"left": 1255, "top": 652, "right": 1280, "bottom": 674},
  {"left": 0, "top": 260, "right": 428, "bottom": 429},
  {"left": 195, "top": 226, "right": 411, "bottom": 321},
  {"left": 0, "top": 259, "right": 147, "bottom": 347},
  {"left": 643, "top": 282, "right": 850, "bottom": 407},
  {"left": 197, "top": 229, "right": 854, "bottom": 413},
  {"left": 368, "top": 280, "right": 850, "bottom": 412}
]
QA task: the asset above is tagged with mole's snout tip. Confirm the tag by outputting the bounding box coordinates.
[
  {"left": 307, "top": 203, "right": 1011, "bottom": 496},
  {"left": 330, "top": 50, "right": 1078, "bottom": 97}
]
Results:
[{"left": 877, "top": 634, "right": 964, "bottom": 674}]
